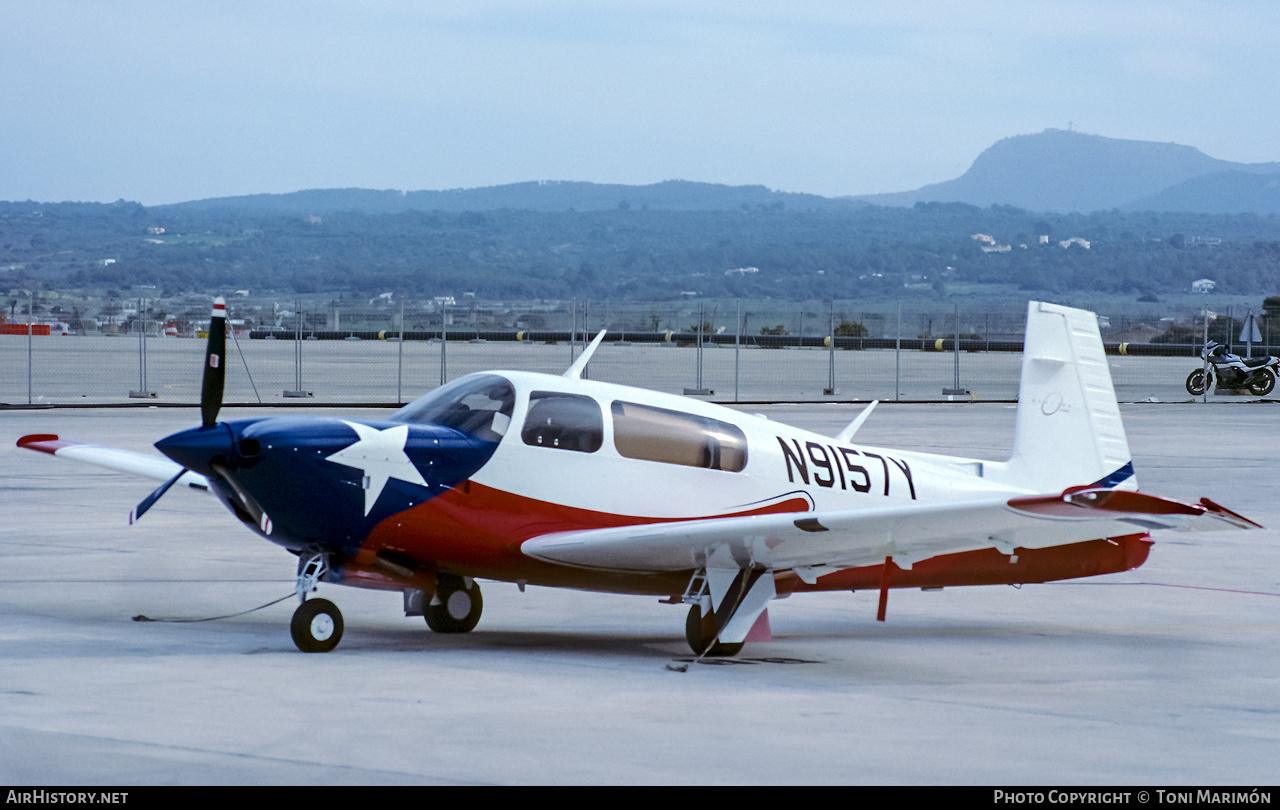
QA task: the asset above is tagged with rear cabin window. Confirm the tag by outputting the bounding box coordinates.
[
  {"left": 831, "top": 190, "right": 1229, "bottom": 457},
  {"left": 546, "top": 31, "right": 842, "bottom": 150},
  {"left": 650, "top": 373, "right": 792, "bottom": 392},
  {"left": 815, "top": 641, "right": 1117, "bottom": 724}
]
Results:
[
  {"left": 610, "top": 401, "right": 748, "bottom": 472},
  {"left": 521, "top": 392, "right": 604, "bottom": 453}
]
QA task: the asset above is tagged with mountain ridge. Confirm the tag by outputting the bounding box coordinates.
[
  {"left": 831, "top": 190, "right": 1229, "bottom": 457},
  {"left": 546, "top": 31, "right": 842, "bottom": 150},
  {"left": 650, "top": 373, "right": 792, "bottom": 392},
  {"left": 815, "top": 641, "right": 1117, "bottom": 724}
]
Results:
[
  {"left": 853, "top": 129, "right": 1280, "bottom": 213},
  {"left": 48, "top": 130, "right": 1280, "bottom": 217},
  {"left": 153, "top": 179, "right": 868, "bottom": 216}
]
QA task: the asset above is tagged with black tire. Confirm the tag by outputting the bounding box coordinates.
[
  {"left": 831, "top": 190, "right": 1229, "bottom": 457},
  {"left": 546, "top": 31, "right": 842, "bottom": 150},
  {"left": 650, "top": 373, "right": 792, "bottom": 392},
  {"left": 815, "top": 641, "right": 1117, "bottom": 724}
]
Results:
[
  {"left": 425, "top": 575, "right": 483, "bottom": 633},
  {"left": 291, "top": 598, "right": 343, "bottom": 653},
  {"left": 1248, "top": 368, "right": 1276, "bottom": 397},
  {"left": 1185, "top": 369, "right": 1208, "bottom": 396},
  {"left": 684, "top": 604, "right": 744, "bottom": 657}
]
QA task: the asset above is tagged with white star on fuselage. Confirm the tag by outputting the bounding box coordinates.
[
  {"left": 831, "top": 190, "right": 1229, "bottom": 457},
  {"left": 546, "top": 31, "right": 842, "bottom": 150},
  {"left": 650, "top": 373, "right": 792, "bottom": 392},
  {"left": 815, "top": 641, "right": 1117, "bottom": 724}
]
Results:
[{"left": 325, "top": 422, "right": 427, "bottom": 516}]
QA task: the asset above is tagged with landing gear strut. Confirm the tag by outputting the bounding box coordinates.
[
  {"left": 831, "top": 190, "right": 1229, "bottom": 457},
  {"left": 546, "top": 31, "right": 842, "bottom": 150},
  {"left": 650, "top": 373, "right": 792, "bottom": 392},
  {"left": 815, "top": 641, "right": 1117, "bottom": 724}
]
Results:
[
  {"left": 425, "top": 574, "right": 483, "bottom": 633},
  {"left": 290, "top": 553, "right": 344, "bottom": 653}
]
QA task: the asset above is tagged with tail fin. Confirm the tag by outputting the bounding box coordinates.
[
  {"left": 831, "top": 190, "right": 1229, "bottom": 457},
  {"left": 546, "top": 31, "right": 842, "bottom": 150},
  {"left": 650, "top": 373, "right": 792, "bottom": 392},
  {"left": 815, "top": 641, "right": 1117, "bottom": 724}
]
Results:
[{"left": 987, "top": 302, "right": 1135, "bottom": 492}]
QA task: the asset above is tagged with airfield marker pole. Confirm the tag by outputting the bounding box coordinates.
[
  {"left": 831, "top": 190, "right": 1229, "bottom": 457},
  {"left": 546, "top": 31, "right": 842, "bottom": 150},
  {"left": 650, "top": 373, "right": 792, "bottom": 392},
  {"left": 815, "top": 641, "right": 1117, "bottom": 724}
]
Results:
[
  {"left": 583, "top": 300, "right": 590, "bottom": 380},
  {"left": 440, "top": 304, "right": 448, "bottom": 386}
]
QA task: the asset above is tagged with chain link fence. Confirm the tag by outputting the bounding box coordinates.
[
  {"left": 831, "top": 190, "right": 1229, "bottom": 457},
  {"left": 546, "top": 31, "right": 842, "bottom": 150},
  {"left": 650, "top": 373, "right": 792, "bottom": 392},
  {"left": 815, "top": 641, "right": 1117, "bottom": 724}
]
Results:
[{"left": 1, "top": 296, "right": 1271, "bottom": 406}]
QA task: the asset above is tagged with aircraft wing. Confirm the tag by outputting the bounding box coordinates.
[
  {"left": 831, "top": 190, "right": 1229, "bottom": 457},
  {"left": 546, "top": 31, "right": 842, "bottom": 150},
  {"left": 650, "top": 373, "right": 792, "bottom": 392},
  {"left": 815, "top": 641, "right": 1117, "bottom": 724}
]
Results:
[
  {"left": 17, "top": 434, "right": 210, "bottom": 490},
  {"left": 522, "top": 489, "right": 1261, "bottom": 575}
]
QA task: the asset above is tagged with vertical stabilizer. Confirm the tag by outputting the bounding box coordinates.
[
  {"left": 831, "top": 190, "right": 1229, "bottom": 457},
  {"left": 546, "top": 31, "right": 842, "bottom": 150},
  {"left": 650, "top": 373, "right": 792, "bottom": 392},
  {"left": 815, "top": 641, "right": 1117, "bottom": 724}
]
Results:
[{"left": 987, "top": 302, "right": 1134, "bottom": 492}]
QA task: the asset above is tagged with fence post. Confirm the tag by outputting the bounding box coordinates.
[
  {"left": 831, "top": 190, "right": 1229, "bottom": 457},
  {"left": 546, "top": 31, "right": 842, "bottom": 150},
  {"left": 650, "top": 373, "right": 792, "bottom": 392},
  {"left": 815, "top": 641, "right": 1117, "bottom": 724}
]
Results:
[
  {"left": 734, "top": 299, "right": 740, "bottom": 402},
  {"left": 895, "top": 301, "right": 901, "bottom": 402},
  {"left": 397, "top": 298, "right": 404, "bottom": 403},
  {"left": 440, "top": 303, "right": 448, "bottom": 386},
  {"left": 943, "top": 303, "right": 969, "bottom": 399},
  {"left": 129, "top": 297, "right": 154, "bottom": 398},
  {"left": 824, "top": 300, "right": 837, "bottom": 396},
  {"left": 27, "top": 291, "right": 33, "bottom": 405},
  {"left": 285, "top": 298, "right": 310, "bottom": 397}
]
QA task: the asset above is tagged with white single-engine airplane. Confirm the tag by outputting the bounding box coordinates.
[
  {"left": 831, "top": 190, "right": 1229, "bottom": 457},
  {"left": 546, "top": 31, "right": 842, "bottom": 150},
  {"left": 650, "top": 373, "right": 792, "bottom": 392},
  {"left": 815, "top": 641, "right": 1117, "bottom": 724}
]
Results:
[{"left": 18, "top": 300, "right": 1260, "bottom": 656}]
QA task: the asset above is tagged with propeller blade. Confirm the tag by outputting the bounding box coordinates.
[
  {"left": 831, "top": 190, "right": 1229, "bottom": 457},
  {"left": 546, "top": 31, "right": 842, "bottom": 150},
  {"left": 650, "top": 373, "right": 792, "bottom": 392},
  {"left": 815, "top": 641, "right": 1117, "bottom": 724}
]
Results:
[
  {"left": 131, "top": 467, "right": 188, "bottom": 524},
  {"left": 201, "top": 297, "right": 227, "bottom": 428}
]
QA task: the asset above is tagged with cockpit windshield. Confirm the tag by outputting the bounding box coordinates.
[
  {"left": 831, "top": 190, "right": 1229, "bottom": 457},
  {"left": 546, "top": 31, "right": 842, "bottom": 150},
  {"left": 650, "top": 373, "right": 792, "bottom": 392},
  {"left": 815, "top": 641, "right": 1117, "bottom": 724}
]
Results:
[{"left": 390, "top": 374, "right": 516, "bottom": 442}]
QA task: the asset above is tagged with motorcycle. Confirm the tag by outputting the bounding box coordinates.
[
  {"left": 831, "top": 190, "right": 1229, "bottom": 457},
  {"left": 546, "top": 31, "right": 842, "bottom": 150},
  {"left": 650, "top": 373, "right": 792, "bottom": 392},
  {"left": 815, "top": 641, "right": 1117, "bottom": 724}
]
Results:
[{"left": 1185, "top": 341, "right": 1279, "bottom": 396}]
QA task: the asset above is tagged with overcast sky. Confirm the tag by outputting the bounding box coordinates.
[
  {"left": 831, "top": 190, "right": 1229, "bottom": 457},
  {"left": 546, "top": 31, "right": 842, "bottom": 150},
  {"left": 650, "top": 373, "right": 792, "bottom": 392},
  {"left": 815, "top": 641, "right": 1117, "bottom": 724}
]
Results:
[{"left": 4, "top": 1, "right": 1278, "bottom": 205}]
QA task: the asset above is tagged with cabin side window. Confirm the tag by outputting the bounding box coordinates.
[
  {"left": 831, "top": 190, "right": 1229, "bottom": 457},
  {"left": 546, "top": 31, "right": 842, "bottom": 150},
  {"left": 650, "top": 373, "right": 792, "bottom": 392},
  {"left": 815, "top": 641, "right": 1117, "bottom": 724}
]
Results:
[
  {"left": 521, "top": 392, "right": 604, "bottom": 453},
  {"left": 610, "top": 401, "right": 747, "bottom": 472}
]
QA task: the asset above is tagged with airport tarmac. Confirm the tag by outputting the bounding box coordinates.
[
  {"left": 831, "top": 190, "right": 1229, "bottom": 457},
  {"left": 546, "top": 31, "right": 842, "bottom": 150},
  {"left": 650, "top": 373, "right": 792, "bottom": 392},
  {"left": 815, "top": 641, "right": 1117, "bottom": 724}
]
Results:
[{"left": 2, "top": 402, "right": 1279, "bottom": 785}]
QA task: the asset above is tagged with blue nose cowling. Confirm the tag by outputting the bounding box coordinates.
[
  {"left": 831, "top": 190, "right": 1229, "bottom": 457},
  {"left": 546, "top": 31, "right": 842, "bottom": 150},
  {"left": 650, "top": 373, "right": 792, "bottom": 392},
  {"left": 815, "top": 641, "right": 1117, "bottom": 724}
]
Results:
[{"left": 154, "top": 423, "right": 236, "bottom": 477}]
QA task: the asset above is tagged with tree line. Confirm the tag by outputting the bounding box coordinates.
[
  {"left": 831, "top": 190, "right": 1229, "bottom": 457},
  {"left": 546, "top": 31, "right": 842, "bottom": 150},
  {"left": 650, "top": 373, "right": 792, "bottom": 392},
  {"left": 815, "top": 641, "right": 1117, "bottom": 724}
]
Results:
[{"left": 3, "top": 199, "right": 1280, "bottom": 301}]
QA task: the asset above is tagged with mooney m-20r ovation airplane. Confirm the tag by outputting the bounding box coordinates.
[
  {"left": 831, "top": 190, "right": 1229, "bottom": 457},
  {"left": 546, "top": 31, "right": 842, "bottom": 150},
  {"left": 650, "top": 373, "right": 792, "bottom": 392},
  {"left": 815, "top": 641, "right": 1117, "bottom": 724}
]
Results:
[{"left": 19, "top": 301, "right": 1260, "bottom": 656}]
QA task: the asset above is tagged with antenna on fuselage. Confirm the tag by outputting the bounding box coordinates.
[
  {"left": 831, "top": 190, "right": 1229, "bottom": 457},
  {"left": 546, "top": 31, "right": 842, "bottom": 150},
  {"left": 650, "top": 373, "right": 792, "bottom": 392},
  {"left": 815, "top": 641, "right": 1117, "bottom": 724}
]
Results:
[
  {"left": 564, "top": 329, "right": 607, "bottom": 380},
  {"left": 834, "top": 400, "right": 878, "bottom": 443}
]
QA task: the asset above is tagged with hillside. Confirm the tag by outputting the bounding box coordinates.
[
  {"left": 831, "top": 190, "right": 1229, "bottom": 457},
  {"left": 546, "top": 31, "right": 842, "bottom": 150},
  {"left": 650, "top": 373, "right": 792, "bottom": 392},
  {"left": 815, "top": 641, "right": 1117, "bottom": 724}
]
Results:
[{"left": 155, "top": 180, "right": 867, "bottom": 216}]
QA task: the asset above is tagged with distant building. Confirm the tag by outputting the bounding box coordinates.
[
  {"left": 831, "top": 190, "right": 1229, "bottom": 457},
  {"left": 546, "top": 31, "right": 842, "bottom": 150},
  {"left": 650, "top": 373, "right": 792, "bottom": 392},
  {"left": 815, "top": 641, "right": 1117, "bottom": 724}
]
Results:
[
  {"left": 1191, "top": 279, "right": 1216, "bottom": 294},
  {"left": 1058, "top": 237, "right": 1091, "bottom": 249},
  {"left": 724, "top": 266, "right": 759, "bottom": 276}
]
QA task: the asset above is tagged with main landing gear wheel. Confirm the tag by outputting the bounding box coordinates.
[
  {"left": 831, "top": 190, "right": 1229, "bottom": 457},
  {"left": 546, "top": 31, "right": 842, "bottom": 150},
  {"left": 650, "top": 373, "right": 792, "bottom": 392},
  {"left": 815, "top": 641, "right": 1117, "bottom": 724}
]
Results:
[
  {"left": 685, "top": 604, "right": 743, "bottom": 658},
  {"left": 1185, "top": 369, "right": 1208, "bottom": 396},
  {"left": 291, "top": 598, "right": 344, "bottom": 653},
  {"left": 1248, "top": 369, "right": 1276, "bottom": 396},
  {"left": 425, "top": 575, "right": 483, "bottom": 633}
]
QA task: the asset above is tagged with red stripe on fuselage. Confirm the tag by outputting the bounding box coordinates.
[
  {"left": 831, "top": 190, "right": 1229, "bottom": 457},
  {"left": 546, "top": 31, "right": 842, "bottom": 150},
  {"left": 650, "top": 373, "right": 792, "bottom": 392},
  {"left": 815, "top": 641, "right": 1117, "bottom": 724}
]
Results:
[
  {"left": 358, "top": 482, "right": 1154, "bottom": 597},
  {"left": 362, "top": 481, "right": 810, "bottom": 594}
]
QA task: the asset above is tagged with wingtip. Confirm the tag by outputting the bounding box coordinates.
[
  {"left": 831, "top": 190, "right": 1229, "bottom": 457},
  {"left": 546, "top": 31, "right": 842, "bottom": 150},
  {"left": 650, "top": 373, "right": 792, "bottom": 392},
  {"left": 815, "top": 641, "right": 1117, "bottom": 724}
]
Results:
[{"left": 17, "top": 434, "right": 67, "bottom": 454}]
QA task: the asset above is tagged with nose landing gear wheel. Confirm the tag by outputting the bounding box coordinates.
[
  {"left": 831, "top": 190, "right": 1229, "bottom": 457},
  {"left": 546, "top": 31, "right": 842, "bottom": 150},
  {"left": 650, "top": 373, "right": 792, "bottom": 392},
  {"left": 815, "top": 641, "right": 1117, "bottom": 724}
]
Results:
[
  {"left": 425, "top": 575, "right": 483, "bottom": 633},
  {"left": 291, "top": 598, "right": 344, "bottom": 653}
]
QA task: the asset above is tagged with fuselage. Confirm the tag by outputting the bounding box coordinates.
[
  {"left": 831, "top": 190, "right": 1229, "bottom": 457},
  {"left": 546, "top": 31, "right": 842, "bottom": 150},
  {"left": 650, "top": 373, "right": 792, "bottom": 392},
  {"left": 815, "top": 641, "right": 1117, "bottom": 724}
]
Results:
[{"left": 154, "top": 370, "right": 1152, "bottom": 598}]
